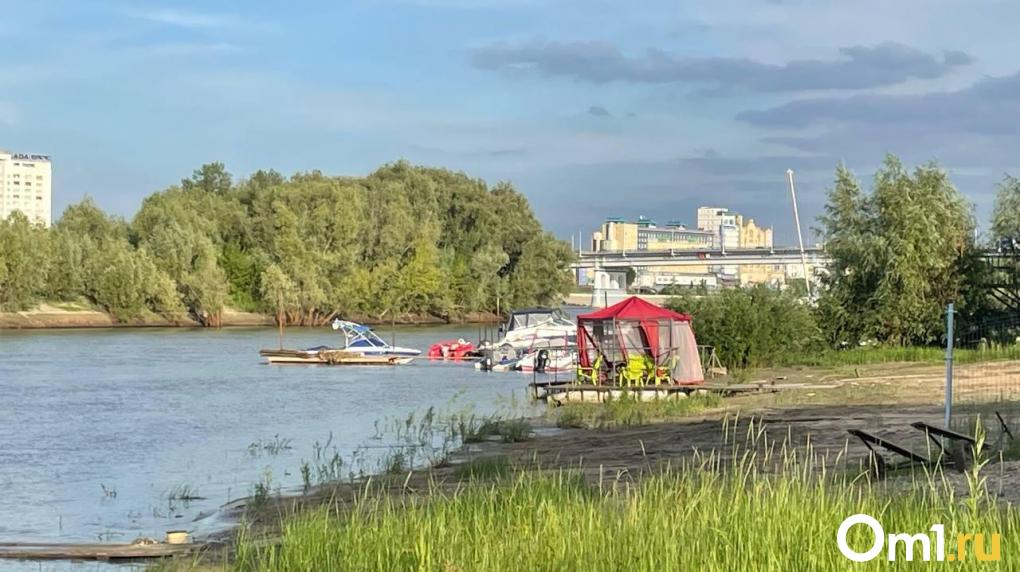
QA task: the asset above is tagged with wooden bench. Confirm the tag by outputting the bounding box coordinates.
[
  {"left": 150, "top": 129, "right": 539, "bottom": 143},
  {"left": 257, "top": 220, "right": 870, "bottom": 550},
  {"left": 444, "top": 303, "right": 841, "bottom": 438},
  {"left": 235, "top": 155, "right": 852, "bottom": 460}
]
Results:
[{"left": 847, "top": 429, "right": 932, "bottom": 477}]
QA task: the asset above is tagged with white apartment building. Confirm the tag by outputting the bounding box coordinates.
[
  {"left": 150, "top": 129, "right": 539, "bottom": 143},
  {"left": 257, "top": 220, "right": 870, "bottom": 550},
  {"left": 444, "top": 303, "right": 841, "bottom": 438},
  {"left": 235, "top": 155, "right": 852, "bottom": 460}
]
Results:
[{"left": 0, "top": 150, "right": 52, "bottom": 226}]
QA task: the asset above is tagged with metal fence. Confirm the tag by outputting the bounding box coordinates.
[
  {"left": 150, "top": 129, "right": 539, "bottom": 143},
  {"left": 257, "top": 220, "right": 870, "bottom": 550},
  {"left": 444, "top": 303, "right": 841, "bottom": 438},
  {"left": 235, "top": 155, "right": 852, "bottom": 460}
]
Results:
[{"left": 948, "top": 306, "right": 1020, "bottom": 439}]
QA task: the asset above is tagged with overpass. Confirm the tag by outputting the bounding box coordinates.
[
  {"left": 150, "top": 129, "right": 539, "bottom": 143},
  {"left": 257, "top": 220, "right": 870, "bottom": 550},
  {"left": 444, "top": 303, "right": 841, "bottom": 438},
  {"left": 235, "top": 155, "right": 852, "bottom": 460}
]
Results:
[{"left": 570, "top": 247, "right": 830, "bottom": 270}]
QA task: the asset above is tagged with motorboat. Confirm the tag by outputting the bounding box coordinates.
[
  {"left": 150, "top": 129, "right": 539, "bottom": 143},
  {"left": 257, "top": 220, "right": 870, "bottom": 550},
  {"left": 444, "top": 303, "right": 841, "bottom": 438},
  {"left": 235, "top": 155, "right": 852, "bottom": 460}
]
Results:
[
  {"left": 491, "top": 308, "right": 575, "bottom": 352},
  {"left": 329, "top": 319, "right": 422, "bottom": 357},
  {"left": 259, "top": 348, "right": 414, "bottom": 365},
  {"left": 515, "top": 346, "right": 577, "bottom": 373},
  {"left": 475, "top": 308, "right": 576, "bottom": 370}
]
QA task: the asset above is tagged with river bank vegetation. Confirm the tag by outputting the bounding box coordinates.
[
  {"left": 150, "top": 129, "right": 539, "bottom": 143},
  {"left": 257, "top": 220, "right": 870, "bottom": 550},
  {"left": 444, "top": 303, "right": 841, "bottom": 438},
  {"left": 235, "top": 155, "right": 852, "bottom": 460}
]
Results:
[
  {"left": 230, "top": 419, "right": 1018, "bottom": 571},
  {"left": 0, "top": 162, "right": 573, "bottom": 325}
]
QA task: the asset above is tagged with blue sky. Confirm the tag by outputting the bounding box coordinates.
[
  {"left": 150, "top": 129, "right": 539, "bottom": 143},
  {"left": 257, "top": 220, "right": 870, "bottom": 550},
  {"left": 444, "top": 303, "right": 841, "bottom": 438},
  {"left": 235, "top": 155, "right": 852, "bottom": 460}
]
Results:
[{"left": 3, "top": 0, "right": 1020, "bottom": 243}]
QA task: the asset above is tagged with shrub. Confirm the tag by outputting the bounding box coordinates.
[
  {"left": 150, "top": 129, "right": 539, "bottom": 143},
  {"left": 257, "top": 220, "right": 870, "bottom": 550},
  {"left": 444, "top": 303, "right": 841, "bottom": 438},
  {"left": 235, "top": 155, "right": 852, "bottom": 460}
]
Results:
[{"left": 668, "top": 285, "right": 821, "bottom": 370}]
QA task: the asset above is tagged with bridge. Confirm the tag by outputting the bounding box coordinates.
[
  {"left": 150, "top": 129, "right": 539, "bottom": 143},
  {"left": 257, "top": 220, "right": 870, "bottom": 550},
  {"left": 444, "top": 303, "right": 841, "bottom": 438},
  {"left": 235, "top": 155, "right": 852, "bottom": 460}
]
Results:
[{"left": 570, "top": 247, "right": 830, "bottom": 270}]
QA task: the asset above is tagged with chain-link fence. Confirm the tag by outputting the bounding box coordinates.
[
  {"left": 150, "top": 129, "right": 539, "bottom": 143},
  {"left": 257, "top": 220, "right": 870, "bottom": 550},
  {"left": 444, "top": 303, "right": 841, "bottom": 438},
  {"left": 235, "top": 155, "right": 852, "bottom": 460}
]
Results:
[{"left": 949, "top": 309, "right": 1020, "bottom": 445}]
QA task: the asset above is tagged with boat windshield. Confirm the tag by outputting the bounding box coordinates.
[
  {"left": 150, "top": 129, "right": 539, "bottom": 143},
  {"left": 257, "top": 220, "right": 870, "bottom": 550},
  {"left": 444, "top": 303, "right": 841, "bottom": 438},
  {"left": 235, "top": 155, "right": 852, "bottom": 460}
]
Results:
[
  {"left": 332, "top": 320, "right": 389, "bottom": 348},
  {"left": 506, "top": 308, "right": 571, "bottom": 331}
]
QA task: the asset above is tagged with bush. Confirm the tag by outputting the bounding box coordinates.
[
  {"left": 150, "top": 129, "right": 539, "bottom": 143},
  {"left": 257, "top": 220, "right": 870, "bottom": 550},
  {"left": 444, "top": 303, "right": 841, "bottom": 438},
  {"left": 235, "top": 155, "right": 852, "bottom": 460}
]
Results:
[{"left": 668, "top": 285, "right": 820, "bottom": 370}]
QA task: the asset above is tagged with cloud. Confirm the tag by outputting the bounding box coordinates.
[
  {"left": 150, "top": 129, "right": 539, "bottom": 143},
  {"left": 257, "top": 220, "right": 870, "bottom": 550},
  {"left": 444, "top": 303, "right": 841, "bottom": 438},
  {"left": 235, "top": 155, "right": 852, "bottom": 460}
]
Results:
[
  {"left": 131, "top": 8, "right": 238, "bottom": 29},
  {"left": 588, "top": 105, "right": 611, "bottom": 117},
  {"left": 471, "top": 41, "right": 972, "bottom": 92},
  {"left": 737, "top": 71, "right": 1020, "bottom": 134}
]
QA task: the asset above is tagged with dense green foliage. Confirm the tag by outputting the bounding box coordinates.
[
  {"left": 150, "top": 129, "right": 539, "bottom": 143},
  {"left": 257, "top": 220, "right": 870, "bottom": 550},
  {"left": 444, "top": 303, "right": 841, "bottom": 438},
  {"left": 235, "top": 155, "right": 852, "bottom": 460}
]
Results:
[
  {"left": 668, "top": 285, "right": 820, "bottom": 369},
  {"left": 0, "top": 162, "right": 573, "bottom": 324},
  {"left": 815, "top": 156, "right": 981, "bottom": 347},
  {"left": 991, "top": 174, "right": 1020, "bottom": 240}
]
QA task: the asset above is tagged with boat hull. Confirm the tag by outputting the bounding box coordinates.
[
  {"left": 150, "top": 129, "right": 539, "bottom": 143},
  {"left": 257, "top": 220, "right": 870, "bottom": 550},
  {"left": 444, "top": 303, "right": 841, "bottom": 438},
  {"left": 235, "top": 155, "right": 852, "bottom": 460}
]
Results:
[{"left": 259, "top": 349, "right": 414, "bottom": 366}]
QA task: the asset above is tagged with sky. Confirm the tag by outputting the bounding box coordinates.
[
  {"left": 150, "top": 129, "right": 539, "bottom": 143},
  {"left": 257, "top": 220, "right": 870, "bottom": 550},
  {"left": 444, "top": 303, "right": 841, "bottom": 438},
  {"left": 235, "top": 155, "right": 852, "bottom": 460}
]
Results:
[{"left": 3, "top": 0, "right": 1020, "bottom": 244}]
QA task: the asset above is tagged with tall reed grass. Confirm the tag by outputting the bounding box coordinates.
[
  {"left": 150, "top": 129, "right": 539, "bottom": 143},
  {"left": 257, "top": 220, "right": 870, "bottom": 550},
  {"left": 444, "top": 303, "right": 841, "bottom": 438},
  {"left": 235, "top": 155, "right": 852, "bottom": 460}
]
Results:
[{"left": 233, "top": 419, "right": 1020, "bottom": 571}]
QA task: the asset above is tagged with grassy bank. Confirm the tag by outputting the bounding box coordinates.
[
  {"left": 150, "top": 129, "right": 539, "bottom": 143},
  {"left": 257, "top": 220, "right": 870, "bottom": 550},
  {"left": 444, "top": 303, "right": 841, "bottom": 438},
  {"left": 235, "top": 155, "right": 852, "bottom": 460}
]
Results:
[
  {"left": 552, "top": 393, "right": 723, "bottom": 429},
  {"left": 781, "top": 345, "right": 1020, "bottom": 368},
  {"left": 232, "top": 438, "right": 1019, "bottom": 571}
]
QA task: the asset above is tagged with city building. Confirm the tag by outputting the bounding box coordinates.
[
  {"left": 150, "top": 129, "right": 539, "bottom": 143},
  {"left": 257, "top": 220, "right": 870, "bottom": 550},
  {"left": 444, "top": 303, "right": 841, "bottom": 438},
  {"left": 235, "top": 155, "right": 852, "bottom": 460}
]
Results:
[
  {"left": 592, "top": 217, "right": 715, "bottom": 252},
  {"left": 739, "top": 218, "right": 774, "bottom": 249},
  {"left": 587, "top": 206, "right": 781, "bottom": 289},
  {"left": 0, "top": 150, "right": 52, "bottom": 226}
]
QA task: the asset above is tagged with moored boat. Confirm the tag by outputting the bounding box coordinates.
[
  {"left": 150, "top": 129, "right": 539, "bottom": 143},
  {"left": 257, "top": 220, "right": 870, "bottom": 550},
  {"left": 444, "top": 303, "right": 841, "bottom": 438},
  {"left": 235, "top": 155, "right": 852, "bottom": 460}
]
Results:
[
  {"left": 259, "top": 348, "right": 414, "bottom": 365},
  {"left": 427, "top": 338, "right": 476, "bottom": 360}
]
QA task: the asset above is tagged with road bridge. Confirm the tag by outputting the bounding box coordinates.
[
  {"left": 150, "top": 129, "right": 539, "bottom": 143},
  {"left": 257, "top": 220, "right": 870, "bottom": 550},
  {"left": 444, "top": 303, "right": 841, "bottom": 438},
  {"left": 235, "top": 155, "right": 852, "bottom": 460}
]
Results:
[{"left": 570, "top": 247, "right": 829, "bottom": 270}]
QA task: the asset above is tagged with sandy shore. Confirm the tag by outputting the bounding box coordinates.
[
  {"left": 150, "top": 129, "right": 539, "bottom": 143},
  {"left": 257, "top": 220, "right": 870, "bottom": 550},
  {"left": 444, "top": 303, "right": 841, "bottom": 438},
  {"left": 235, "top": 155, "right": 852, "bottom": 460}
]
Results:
[
  {"left": 0, "top": 304, "right": 272, "bottom": 329},
  {"left": 0, "top": 304, "right": 501, "bottom": 330}
]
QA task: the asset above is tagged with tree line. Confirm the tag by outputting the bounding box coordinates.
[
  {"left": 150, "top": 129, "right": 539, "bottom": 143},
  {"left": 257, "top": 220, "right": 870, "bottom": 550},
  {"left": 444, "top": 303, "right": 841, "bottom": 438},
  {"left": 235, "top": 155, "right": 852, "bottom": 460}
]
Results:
[{"left": 0, "top": 161, "right": 575, "bottom": 325}]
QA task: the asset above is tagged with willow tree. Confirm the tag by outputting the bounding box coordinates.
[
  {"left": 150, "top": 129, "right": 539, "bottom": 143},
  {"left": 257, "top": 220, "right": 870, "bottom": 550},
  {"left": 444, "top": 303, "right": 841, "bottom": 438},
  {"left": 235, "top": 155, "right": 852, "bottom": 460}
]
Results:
[
  {"left": 991, "top": 174, "right": 1020, "bottom": 241},
  {"left": 816, "top": 156, "right": 979, "bottom": 346}
]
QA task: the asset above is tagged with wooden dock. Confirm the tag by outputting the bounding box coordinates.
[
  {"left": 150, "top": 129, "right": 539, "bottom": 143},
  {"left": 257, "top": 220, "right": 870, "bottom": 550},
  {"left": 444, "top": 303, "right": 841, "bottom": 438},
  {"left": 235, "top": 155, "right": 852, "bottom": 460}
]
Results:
[
  {"left": 0, "top": 541, "right": 195, "bottom": 561},
  {"left": 530, "top": 379, "right": 782, "bottom": 403}
]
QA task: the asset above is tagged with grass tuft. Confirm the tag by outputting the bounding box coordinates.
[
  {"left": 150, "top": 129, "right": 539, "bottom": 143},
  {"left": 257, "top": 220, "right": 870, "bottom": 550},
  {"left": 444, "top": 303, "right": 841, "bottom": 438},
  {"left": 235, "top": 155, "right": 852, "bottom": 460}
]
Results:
[{"left": 554, "top": 393, "right": 723, "bottom": 429}]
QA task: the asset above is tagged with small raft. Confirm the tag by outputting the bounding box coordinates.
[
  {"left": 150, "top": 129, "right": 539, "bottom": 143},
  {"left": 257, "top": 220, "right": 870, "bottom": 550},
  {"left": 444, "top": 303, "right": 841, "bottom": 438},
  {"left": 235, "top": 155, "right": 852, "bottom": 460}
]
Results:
[{"left": 259, "top": 348, "right": 414, "bottom": 365}]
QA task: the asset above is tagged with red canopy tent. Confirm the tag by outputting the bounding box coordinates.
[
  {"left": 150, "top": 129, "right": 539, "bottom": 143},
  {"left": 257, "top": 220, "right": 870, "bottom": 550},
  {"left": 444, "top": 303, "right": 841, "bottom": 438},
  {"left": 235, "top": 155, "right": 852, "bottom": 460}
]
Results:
[{"left": 577, "top": 297, "right": 704, "bottom": 384}]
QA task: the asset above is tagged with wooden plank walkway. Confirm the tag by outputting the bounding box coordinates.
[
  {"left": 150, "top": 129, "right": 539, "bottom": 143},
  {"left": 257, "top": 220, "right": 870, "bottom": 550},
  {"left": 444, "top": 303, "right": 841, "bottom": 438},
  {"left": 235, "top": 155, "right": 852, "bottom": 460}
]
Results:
[{"left": 0, "top": 541, "right": 195, "bottom": 561}]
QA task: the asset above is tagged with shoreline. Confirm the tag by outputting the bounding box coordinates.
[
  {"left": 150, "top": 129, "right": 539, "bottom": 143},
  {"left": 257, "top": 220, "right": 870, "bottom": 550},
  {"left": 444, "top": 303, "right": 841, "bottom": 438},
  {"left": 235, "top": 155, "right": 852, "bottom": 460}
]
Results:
[{"left": 0, "top": 305, "right": 501, "bottom": 331}]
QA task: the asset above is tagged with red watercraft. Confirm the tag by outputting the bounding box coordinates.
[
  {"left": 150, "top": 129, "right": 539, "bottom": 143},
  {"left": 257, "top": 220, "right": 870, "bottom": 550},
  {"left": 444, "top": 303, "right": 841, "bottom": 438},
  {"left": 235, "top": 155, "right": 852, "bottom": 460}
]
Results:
[{"left": 428, "top": 338, "right": 476, "bottom": 360}]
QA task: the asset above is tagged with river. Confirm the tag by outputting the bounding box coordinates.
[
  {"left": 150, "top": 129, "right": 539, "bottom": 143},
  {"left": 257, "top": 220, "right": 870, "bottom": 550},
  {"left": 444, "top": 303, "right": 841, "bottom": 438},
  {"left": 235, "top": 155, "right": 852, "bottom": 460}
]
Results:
[{"left": 0, "top": 325, "right": 548, "bottom": 569}]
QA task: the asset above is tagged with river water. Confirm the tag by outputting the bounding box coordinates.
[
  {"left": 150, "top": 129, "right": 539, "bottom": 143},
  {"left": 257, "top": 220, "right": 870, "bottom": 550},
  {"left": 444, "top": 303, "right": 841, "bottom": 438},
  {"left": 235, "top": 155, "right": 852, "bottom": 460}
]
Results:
[{"left": 0, "top": 325, "right": 547, "bottom": 568}]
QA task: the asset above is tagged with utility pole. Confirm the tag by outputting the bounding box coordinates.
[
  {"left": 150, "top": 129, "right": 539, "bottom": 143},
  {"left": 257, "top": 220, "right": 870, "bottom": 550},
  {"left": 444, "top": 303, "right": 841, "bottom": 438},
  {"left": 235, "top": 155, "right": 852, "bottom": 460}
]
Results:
[
  {"left": 944, "top": 303, "right": 955, "bottom": 427},
  {"left": 786, "top": 169, "right": 812, "bottom": 299}
]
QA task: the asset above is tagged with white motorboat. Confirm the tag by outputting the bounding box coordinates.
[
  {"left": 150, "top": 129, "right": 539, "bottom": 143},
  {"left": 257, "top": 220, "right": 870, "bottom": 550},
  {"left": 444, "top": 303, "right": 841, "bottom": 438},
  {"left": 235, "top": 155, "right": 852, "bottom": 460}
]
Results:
[{"left": 493, "top": 308, "right": 575, "bottom": 351}]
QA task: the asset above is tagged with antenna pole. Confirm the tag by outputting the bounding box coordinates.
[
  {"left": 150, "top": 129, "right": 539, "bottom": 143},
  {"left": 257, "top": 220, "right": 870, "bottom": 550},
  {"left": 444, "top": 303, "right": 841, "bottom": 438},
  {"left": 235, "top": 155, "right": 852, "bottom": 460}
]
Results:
[{"left": 786, "top": 169, "right": 812, "bottom": 298}]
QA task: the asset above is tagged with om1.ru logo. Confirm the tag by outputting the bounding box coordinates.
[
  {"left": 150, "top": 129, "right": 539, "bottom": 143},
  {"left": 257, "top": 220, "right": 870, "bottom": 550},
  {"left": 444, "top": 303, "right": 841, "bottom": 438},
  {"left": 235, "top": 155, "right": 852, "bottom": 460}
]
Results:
[{"left": 837, "top": 514, "right": 1001, "bottom": 562}]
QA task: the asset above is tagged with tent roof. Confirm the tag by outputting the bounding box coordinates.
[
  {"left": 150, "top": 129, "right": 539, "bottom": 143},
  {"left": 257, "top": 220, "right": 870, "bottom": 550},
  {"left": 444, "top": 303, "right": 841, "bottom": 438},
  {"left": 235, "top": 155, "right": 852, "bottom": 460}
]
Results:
[{"left": 578, "top": 296, "right": 691, "bottom": 322}]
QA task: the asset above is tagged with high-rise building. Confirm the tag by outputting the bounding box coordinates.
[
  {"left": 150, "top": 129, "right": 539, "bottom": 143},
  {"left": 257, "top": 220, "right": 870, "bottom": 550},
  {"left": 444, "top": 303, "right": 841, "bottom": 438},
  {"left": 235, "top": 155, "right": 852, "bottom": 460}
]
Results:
[{"left": 0, "top": 150, "right": 52, "bottom": 226}]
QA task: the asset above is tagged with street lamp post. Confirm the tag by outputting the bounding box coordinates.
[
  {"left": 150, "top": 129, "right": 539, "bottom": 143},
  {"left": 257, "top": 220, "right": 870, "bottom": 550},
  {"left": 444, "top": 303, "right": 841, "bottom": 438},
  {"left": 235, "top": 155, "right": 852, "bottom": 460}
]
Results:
[{"left": 786, "top": 169, "right": 812, "bottom": 299}]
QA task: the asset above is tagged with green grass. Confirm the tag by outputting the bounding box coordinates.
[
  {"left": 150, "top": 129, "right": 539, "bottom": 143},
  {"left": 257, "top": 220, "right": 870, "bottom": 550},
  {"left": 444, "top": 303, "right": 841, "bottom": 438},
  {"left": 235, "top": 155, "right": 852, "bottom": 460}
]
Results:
[
  {"left": 496, "top": 419, "right": 533, "bottom": 443},
  {"left": 452, "top": 456, "right": 512, "bottom": 480},
  {"left": 553, "top": 393, "right": 723, "bottom": 429},
  {"left": 781, "top": 345, "right": 1020, "bottom": 368},
  {"left": 232, "top": 434, "right": 1020, "bottom": 571}
]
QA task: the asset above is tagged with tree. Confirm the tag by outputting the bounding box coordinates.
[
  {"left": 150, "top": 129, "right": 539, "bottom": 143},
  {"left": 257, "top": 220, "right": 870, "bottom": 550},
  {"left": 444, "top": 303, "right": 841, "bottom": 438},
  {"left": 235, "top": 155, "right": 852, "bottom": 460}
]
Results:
[
  {"left": 816, "top": 156, "right": 978, "bottom": 346},
  {"left": 991, "top": 174, "right": 1020, "bottom": 241},
  {"left": 0, "top": 212, "right": 50, "bottom": 310},
  {"left": 182, "top": 162, "right": 232, "bottom": 194},
  {"left": 260, "top": 263, "right": 299, "bottom": 325}
]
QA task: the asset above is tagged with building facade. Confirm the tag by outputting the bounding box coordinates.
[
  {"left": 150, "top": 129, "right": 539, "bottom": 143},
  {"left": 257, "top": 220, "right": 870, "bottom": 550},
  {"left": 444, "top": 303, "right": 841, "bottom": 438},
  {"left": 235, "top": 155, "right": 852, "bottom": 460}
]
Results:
[
  {"left": 593, "top": 217, "right": 715, "bottom": 252},
  {"left": 0, "top": 151, "right": 52, "bottom": 226},
  {"left": 588, "top": 206, "right": 783, "bottom": 289}
]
